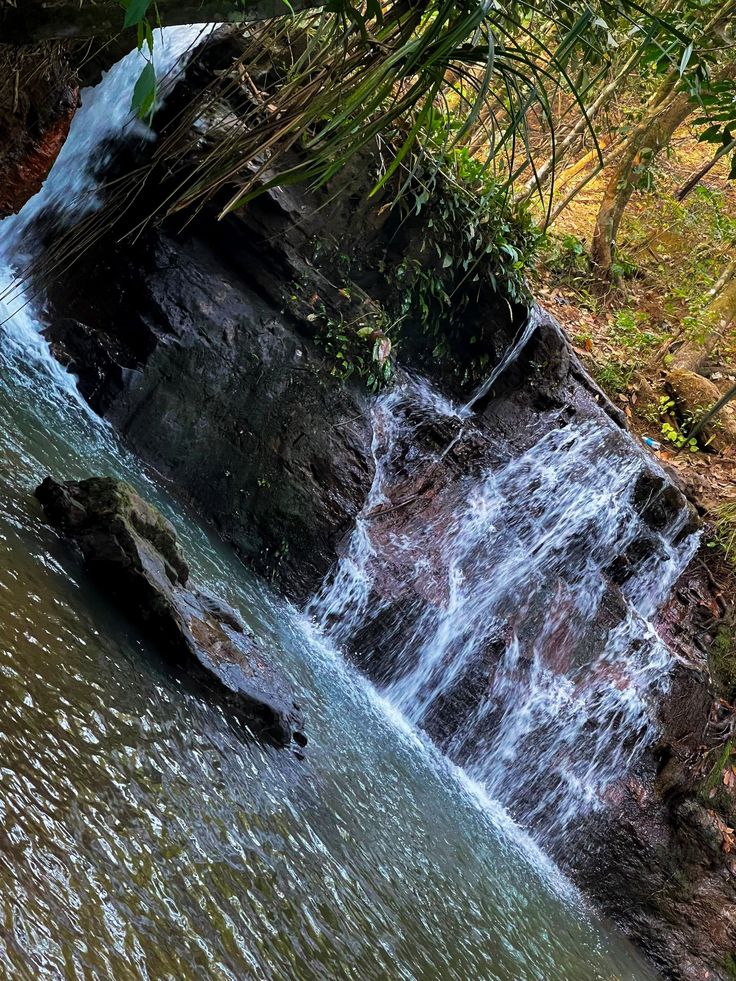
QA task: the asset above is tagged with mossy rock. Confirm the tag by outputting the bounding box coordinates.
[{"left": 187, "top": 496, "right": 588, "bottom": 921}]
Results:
[{"left": 35, "top": 475, "right": 305, "bottom": 748}]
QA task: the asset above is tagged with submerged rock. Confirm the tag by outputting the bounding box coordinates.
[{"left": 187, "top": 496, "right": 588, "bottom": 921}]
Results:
[{"left": 35, "top": 476, "right": 306, "bottom": 748}]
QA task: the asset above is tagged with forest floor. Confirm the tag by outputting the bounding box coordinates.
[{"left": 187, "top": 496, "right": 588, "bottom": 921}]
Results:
[{"left": 532, "top": 127, "right": 736, "bottom": 557}]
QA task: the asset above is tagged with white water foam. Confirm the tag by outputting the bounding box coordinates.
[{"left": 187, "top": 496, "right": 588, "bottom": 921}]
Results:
[
  {"left": 460, "top": 304, "right": 540, "bottom": 417},
  {"left": 297, "top": 613, "right": 581, "bottom": 904},
  {"left": 311, "top": 376, "right": 699, "bottom": 832}
]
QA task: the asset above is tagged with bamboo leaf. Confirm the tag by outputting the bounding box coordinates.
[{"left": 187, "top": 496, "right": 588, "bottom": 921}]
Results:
[
  {"left": 131, "top": 61, "right": 156, "bottom": 119},
  {"left": 123, "top": 0, "right": 152, "bottom": 29}
]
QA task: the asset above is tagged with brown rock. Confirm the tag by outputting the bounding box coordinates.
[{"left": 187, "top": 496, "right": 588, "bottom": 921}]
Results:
[
  {"left": 0, "top": 42, "right": 79, "bottom": 219},
  {"left": 666, "top": 368, "right": 736, "bottom": 453}
]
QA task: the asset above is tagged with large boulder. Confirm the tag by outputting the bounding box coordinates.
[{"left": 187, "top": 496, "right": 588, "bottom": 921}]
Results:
[
  {"left": 35, "top": 476, "right": 306, "bottom": 748},
  {"left": 666, "top": 367, "right": 736, "bottom": 453}
]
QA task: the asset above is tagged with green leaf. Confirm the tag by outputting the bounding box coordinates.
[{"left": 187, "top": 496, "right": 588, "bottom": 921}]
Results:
[
  {"left": 131, "top": 61, "right": 156, "bottom": 119},
  {"left": 123, "top": 0, "right": 152, "bottom": 29},
  {"left": 699, "top": 124, "right": 724, "bottom": 144}
]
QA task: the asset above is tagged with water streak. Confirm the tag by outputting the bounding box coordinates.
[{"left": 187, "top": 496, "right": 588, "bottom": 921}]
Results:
[
  {"left": 1, "top": 26, "right": 211, "bottom": 287},
  {"left": 460, "top": 304, "right": 539, "bottom": 417}
]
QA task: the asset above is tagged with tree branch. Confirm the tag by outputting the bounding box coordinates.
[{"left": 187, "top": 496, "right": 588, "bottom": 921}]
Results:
[{"left": 0, "top": 0, "right": 324, "bottom": 44}]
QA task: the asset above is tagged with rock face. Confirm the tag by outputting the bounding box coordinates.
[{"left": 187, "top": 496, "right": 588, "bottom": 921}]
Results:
[
  {"left": 560, "top": 557, "right": 736, "bottom": 981},
  {"left": 0, "top": 0, "right": 322, "bottom": 44},
  {"left": 0, "top": 42, "right": 79, "bottom": 219},
  {"left": 35, "top": 476, "right": 306, "bottom": 748},
  {"left": 44, "top": 190, "right": 378, "bottom": 600}
]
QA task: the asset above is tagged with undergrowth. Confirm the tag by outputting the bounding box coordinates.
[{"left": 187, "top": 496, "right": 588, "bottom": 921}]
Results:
[
  {"left": 305, "top": 141, "right": 544, "bottom": 391},
  {"left": 710, "top": 503, "right": 736, "bottom": 565},
  {"left": 318, "top": 311, "right": 395, "bottom": 391},
  {"left": 536, "top": 181, "right": 736, "bottom": 410},
  {"left": 385, "top": 144, "right": 542, "bottom": 382}
]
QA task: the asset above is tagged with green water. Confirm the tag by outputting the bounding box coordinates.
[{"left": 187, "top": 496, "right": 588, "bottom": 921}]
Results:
[{"left": 0, "top": 329, "right": 657, "bottom": 978}]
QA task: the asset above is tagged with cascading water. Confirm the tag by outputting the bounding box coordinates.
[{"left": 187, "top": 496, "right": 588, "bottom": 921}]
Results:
[
  {"left": 0, "top": 26, "right": 213, "bottom": 433},
  {"left": 5, "top": 26, "right": 210, "bottom": 250},
  {"left": 0, "top": 26, "right": 211, "bottom": 330},
  {"left": 460, "top": 305, "right": 540, "bottom": 417},
  {"left": 0, "top": 25, "right": 665, "bottom": 979},
  {"left": 311, "top": 374, "right": 699, "bottom": 833}
]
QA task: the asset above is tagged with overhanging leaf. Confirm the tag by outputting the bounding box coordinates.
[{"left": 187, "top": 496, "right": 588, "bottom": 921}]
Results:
[
  {"left": 131, "top": 61, "right": 156, "bottom": 119},
  {"left": 123, "top": 0, "right": 152, "bottom": 29}
]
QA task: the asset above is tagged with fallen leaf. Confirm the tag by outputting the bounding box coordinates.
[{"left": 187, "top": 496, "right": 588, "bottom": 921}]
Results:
[{"left": 376, "top": 337, "right": 392, "bottom": 366}]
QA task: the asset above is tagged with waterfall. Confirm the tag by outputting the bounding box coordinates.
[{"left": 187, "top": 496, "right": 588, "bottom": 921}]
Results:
[
  {"left": 0, "top": 30, "right": 690, "bottom": 979},
  {"left": 1, "top": 25, "right": 211, "bottom": 262},
  {"left": 0, "top": 25, "right": 212, "bottom": 399},
  {"left": 0, "top": 16, "right": 699, "bottom": 843},
  {"left": 460, "top": 305, "right": 540, "bottom": 417},
  {"left": 310, "top": 377, "right": 699, "bottom": 833}
]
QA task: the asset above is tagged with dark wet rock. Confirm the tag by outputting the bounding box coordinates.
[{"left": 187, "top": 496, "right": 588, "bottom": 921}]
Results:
[
  {"left": 556, "top": 556, "right": 736, "bottom": 981},
  {"left": 0, "top": 1, "right": 323, "bottom": 45},
  {"left": 634, "top": 470, "right": 697, "bottom": 533},
  {"left": 44, "top": 201, "right": 377, "bottom": 601},
  {"left": 35, "top": 475, "right": 306, "bottom": 747}
]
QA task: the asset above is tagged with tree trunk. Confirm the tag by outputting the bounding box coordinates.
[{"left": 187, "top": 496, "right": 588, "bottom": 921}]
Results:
[
  {"left": 589, "top": 0, "right": 736, "bottom": 277},
  {"left": 0, "top": 0, "right": 323, "bottom": 44},
  {"left": 590, "top": 80, "right": 691, "bottom": 276},
  {"left": 545, "top": 162, "right": 602, "bottom": 227}
]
